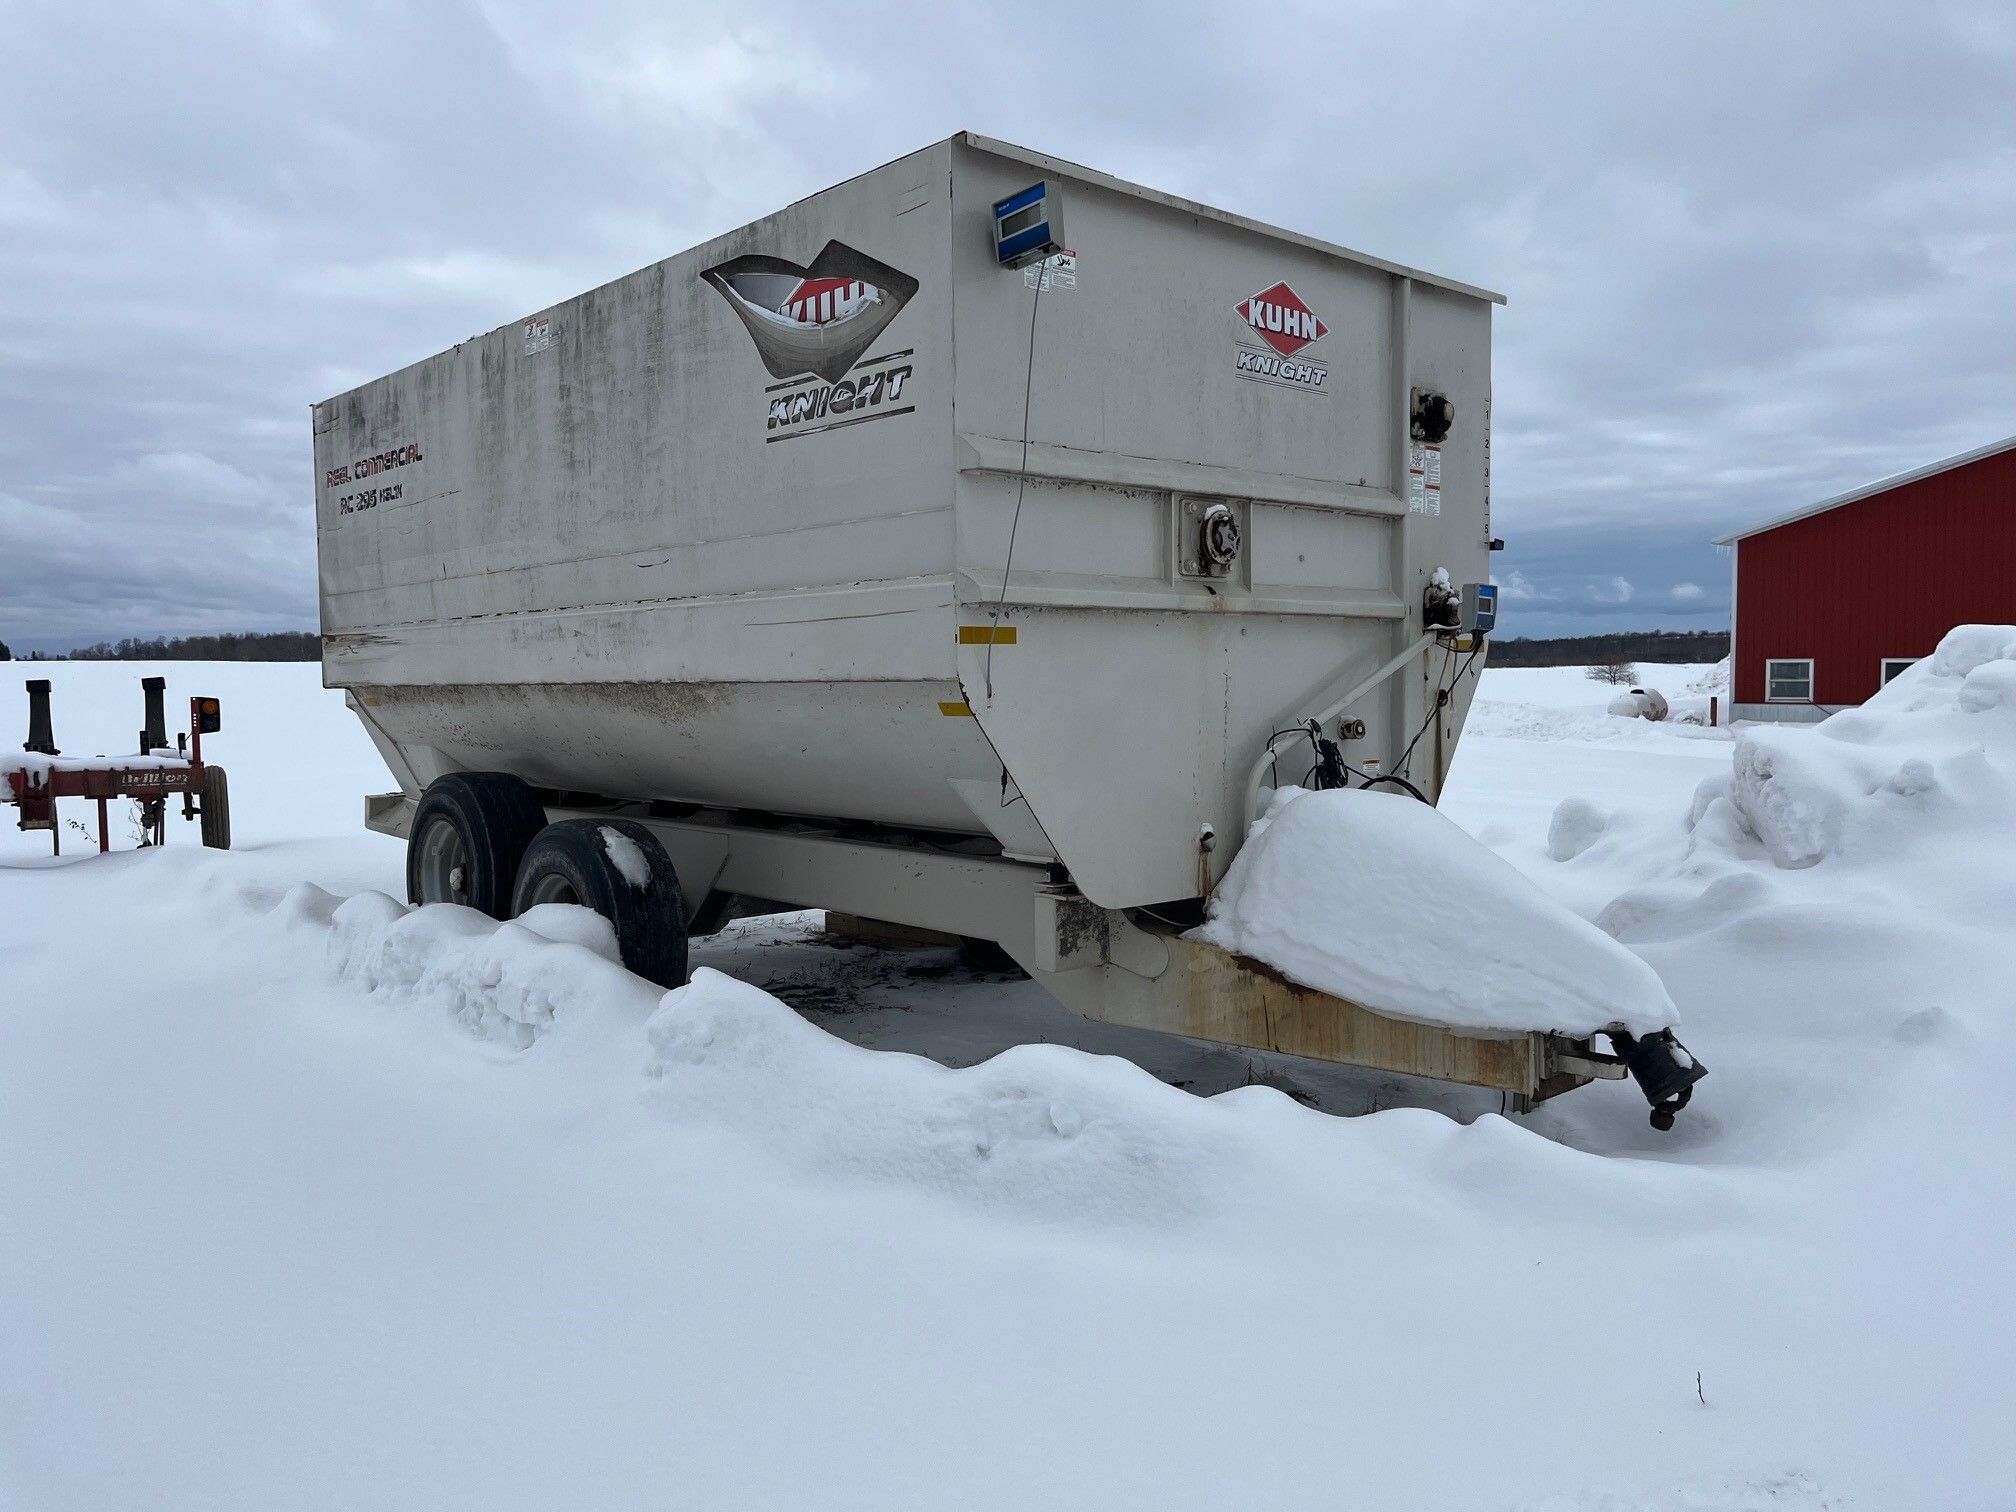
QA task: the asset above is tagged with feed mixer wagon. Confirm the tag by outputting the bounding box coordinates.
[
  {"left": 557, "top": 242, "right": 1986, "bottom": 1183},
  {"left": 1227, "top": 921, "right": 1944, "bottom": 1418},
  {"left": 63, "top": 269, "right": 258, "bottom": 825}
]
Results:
[{"left": 316, "top": 134, "right": 1703, "bottom": 1126}]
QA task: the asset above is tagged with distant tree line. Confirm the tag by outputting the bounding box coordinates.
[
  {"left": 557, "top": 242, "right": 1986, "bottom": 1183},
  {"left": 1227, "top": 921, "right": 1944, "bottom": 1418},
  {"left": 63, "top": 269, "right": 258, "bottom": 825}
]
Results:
[
  {"left": 1487, "top": 629, "right": 1728, "bottom": 668},
  {"left": 19, "top": 630, "right": 320, "bottom": 662}
]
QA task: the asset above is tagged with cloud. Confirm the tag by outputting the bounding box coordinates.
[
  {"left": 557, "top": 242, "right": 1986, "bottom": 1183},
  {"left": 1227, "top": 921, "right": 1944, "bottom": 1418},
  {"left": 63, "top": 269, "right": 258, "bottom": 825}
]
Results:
[
  {"left": 1591, "top": 576, "right": 1635, "bottom": 604},
  {"left": 1671, "top": 582, "right": 1705, "bottom": 601},
  {"left": 0, "top": 0, "right": 2010, "bottom": 649},
  {"left": 547, "top": 28, "right": 862, "bottom": 131}
]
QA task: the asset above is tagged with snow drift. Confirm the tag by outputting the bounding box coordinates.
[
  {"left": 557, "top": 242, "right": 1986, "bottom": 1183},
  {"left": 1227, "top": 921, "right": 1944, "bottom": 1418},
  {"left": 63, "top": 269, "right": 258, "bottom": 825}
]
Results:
[
  {"left": 294, "top": 876, "right": 1695, "bottom": 1233},
  {"left": 9, "top": 656, "right": 2016, "bottom": 1508},
  {"left": 1689, "top": 624, "right": 2016, "bottom": 871},
  {"left": 1584, "top": 625, "right": 2016, "bottom": 1072},
  {"left": 644, "top": 968, "right": 1248, "bottom": 1226},
  {"left": 1192, "top": 786, "right": 1679, "bottom": 1035},
  {"left": 1546, "top": 796, "right": 1609, "bottom": 862},
  {"left": 306, "top": 884, "right": 1269, "bottom": 1225},
  {"left": 1462, "top": 662, "right": 1733, "bottom": 743},
  {"left": 323, "top": 887, "right": 651, "bottom": 1047}
]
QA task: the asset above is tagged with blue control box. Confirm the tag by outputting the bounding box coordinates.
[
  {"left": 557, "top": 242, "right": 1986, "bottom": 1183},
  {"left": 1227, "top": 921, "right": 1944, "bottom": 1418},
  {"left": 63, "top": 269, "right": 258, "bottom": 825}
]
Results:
[
  {"left": 993, "top": 181, "right": 1066, "bottom": 269},
  {"left": 1463, "top": 582, "right": 1498, "bottom": 634}
]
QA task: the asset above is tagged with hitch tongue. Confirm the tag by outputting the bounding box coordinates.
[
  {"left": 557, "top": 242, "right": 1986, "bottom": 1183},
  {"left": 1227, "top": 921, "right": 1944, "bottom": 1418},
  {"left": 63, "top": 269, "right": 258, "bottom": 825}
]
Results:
[{"left": 1612, "top": 1028, "right": 1706, "bottom": 1131}]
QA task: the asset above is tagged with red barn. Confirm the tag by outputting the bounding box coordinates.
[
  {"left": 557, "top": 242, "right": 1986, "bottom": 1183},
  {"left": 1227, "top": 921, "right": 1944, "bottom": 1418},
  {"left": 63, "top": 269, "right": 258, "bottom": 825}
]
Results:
[{"left": 1716, "top": 436, "right": 2016, "bottom": 722}]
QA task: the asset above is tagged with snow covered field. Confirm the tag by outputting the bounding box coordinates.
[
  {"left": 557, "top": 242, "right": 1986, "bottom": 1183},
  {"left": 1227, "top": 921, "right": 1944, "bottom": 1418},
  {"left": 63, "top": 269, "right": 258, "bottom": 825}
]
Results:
[{"left": 3, "top": 653, "right": 2012, "bottom": 1509}]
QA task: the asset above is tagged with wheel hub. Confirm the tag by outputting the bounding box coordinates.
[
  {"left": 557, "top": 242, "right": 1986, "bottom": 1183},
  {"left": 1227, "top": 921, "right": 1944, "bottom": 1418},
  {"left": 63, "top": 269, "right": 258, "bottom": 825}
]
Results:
[{"left": 416, "top": 817, "right": 472, "bottom": 904}]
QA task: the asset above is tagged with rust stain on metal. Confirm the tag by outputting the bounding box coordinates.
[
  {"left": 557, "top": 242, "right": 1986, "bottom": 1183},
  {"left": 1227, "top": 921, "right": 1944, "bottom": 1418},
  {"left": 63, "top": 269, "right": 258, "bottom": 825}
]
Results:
[
  {"left": 1165, "top": 938, "right": 1541, "bottom": 1094},
  {"left": 1051, "top": 893, "right": 1109, "bottom": 960},
  {"left": 361, "top": 679, "right": 731, "bottom": 752}
]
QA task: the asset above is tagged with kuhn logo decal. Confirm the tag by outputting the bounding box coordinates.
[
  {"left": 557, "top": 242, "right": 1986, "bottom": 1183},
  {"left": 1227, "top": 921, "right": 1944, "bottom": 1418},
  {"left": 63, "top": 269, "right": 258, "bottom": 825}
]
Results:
[
  {"left": 703, "top": 241, "right": 921, "bottom": 441},
  {"left": 703, "top": 241, "right": 918, "bottom": 384},
  {"left": 779, "top": 275, "right": 877, "bottom": 328},
  {"left": 1236, "top": 282, "right": 1327, "bottom": 356},
  {"left": 1232, "top": 280, "right": 1330, "bottom": 392}
]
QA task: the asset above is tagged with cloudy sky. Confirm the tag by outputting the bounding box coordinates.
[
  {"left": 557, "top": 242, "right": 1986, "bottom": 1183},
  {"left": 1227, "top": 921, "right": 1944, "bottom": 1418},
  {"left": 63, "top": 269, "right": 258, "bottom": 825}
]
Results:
[{"left": 1, "top": 0, "right": 2010, "bottom": 652}]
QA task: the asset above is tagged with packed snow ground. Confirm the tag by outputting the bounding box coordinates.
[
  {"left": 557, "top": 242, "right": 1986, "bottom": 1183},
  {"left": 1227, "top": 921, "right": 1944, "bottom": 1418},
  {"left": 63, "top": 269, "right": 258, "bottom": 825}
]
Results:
[{"left": 2, "top": 655, "right": 2011, "bottom": 1510}]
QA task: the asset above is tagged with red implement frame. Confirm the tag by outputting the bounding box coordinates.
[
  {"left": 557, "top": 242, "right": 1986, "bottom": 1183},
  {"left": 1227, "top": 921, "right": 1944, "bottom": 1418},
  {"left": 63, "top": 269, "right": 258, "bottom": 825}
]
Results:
[{"left": 5, "top": 696, "right": 217, "bottom": 856}]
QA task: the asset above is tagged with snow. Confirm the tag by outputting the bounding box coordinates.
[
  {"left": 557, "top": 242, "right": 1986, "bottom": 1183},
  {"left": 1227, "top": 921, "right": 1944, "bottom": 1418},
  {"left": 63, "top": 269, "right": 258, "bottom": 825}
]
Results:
[
  {"left": 4, "top": 750, "right": 191, "bottom": 780},
  {"left": 600, "top": 824, "right": 653, "bottom": 888},
  {"left": 1192, "top": 785, "right": 1678, "bottom": 1035},
  {"left": 1605, "top": 686, "right": 1669, "bottom": 721},
  {"left": 327, "top": 889, "right": 631, "bottom": 1047},
  {"left": 1688, "top": 627, "right": 2016, "bottom": 871},
  {"left": 646, "top": 967, "right": 1241, "bottom": 1226},
  {"left": 1546, "top": 795, "right": 1608, "bottom": 862},
  {"left": 1930, "top": 622, "right": 2016, "bottom": 677},
  {"left": 1466, "top": 661, "right": 1732, "bottom": 742},
  {"left": 4, "top": 652, "right": 2014, "bottom": 1509}
]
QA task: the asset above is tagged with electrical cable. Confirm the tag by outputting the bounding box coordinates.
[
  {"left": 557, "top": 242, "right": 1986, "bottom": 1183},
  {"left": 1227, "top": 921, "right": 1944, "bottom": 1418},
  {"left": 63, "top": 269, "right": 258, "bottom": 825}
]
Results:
[
  {"left": 1386, "top": 647, "right": 1450, "bottom": 782},
  {"left": 1393, "top": 641, "right": 1483, "bottom": 783},
  {"left": 984, "top": 257, "right": 1051, "bottom": 699},
  {"left": 1263, "top": 636, "right": 1478, "bottom": 804},
  {"left": 1351, "top": 770, "right": 1430, "bottom": 803},
  {"left": 1263, "top": 724, "right": 1316, "bottom": 788},
  {"left": 1265, "top": 718, "right": 1419, "bottom": 801},
  {"left": 1129, "top": 903, "right": 1198, "bottom": 932}
]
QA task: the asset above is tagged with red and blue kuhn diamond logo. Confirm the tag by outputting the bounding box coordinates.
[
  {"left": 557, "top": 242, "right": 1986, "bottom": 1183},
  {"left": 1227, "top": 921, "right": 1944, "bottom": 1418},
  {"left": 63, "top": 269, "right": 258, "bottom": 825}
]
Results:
[
  {"left": 702, "top": 241, "right": 920, "bottom": 384},
  {"left": 1236, "top": 281, "right": 1328, "bottom": 357}
]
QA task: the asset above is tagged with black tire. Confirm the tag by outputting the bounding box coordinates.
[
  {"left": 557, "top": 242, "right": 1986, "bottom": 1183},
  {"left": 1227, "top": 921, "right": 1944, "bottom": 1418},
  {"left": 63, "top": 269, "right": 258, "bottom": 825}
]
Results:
[
  {"left": 509, "top": 818, "right": 689, "bottom": 988},
  {"left": 406, "top": 772, "right": 546, "bottom": 919},
  {"left": 198, "top": 765, "right": 231, "bottom": 850}
]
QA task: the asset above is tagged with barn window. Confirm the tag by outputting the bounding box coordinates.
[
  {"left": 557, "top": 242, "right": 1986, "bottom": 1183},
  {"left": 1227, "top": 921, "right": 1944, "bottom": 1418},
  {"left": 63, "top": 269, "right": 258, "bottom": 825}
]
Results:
[
  {"left": 1881, "top": 657, "right": 1918, "bottom": 685},
  {"left": 1766, "top": 659, "right": 1813, "bottom": 702}
]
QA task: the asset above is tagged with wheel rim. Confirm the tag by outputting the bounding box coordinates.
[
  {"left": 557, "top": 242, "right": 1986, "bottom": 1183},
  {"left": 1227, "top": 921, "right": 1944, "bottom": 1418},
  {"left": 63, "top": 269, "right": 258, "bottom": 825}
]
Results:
[
  {"left": 416, "top": 816, "right": 471, "bottom": 904},
  {"left": 522, "top": 870, "right": 580, "bottom": 908}
]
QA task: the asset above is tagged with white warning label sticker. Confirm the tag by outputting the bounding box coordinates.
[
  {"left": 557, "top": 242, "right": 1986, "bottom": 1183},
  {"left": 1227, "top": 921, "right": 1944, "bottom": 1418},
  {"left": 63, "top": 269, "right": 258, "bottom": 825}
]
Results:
[
  {"left": 1409, "top": 442, "right": 1442, "bottom": 516},
  {"left": 524, "top": 316, "right": 553, "bottom": 355},
  {"left": 1024, "top": 249, "right": 1077, "bottom": 291}
]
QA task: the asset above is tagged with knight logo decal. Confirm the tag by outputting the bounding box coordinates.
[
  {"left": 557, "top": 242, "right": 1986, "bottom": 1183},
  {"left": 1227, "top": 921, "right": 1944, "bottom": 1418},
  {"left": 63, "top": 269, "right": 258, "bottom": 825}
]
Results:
[
  {"left": 703, "top": 240, "right": 920, "bottom": 441},
  {"left": 1232, "top": 280, "right": 1330, "bottom": 392}
]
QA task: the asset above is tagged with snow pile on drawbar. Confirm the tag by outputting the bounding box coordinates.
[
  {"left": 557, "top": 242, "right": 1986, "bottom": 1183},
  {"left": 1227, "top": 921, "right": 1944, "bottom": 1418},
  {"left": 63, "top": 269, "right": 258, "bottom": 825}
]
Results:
[
  {"left": 1191, "top": 786, "right": 1678, "bottom": 1036},
  {"left": 1689, "top": 623, "right": 2016, "bottom": 871}
]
